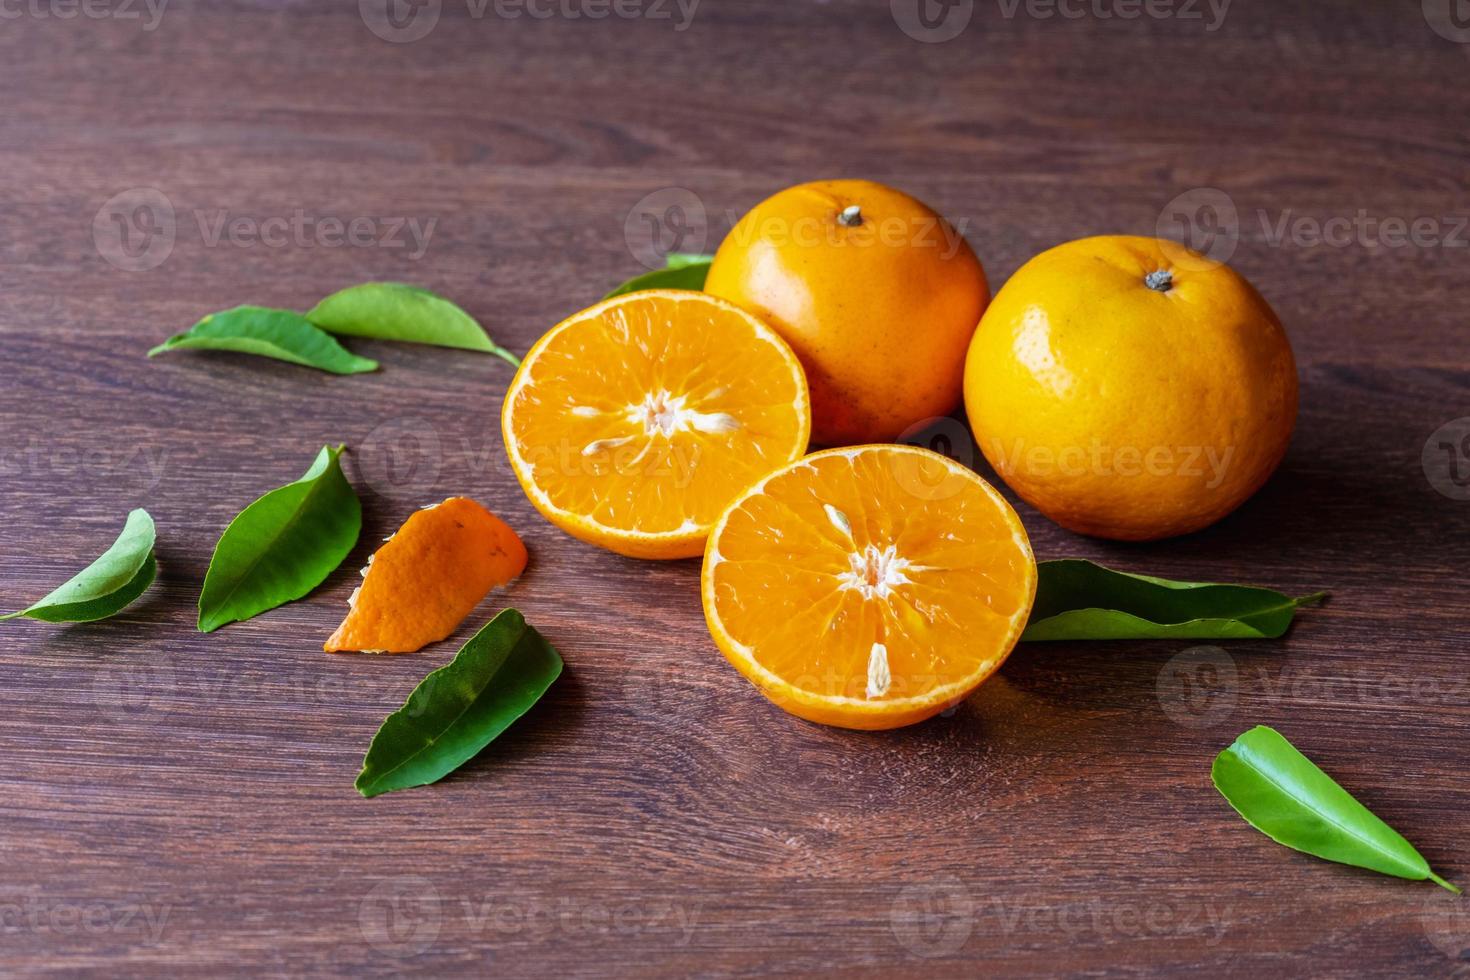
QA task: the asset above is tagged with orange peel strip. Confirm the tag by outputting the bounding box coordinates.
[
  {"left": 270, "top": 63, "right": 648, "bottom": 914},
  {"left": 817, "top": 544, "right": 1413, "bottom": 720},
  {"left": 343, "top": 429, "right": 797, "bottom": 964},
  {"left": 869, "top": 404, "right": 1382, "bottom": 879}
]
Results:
[{"left": 324, "top": 497, "right": 527, "bottom": 654}]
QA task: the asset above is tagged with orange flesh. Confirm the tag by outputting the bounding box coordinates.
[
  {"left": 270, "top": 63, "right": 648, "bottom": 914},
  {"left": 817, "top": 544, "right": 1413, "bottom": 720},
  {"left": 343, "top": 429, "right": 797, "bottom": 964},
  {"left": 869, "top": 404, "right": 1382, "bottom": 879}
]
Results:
[
  {"left": 702, "top": 446, "right": 1036, "bottom": 729},
  {"left": 324, "top": 497, "right": 527, "bottom": 654},
  {"left": 502, "top": 290, "right": 810, "bottom": 558}
]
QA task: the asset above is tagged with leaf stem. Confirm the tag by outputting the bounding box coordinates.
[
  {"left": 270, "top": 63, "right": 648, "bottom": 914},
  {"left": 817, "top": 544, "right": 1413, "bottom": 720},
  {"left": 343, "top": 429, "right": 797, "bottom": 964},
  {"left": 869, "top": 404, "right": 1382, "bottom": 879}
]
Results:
[
  {"left": 1429, "top": 871, "right": 1462, "bottom": 895},
  {"left": 1293, "top": 591, "right": 1330, "bottom": 608}
]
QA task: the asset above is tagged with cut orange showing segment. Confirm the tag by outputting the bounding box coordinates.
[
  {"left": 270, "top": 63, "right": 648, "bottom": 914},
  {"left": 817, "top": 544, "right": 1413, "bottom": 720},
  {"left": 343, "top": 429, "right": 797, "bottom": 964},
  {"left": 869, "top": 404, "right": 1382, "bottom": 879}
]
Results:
[
  {"left": 702, "top": 445, "right": 1037, "bottom": 730},
  {"left": 325, "top": 497, "right": 526, "bottom": 654},
  {"left": 502, "top": 289, "right": 811, "bottom": 559}
]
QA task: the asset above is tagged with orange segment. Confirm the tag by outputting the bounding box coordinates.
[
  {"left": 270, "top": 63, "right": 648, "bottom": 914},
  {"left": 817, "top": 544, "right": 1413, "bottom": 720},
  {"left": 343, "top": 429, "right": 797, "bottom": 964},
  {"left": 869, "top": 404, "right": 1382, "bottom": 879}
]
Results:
[
  {"left": 325, "top": 497, "right": 527, "bottom": 654},
  {"left": 701, "top": 445, "right": 1037, "bottom": 730},
  {"left": 501, "top": 289, "right": 810, "bottom": 559}
]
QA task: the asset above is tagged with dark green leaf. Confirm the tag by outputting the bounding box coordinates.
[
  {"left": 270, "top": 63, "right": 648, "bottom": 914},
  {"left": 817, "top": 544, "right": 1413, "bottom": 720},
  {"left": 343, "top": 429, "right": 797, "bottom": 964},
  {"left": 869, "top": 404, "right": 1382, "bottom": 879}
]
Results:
[
  {"left": 2, "top": 509, "right": 157, "bottom": 623},
  {"left": 148, "top": 305, "right": 378, "bottom": 375},
  {"left": 1021, "top": 559, "right": 1325, "bottom": 642},
  {"left": 603, "top": 253, "right": 713, "bottom": 299},
  {"left": 1213, "top": 726, "right": 1459, "bottom": 892},
  {"left": 356, "top": 608, "right": 563, "bottom": 798},
  {"left": 307, "top": 282, "right": 519, "bottom": 367},
  {"left": 198, "top": 445, "right": 361, "bottom": 632}
]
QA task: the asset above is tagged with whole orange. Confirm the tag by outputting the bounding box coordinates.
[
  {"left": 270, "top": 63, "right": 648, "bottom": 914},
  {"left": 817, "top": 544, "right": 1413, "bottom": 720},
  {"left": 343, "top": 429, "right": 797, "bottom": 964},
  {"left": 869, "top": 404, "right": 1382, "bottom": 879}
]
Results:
[
  {"left": 964, "top": 235, "right": 1298, "bottom": 541},
  {"left": 705, "top": 179, "right": 988, "bottom": 445}
]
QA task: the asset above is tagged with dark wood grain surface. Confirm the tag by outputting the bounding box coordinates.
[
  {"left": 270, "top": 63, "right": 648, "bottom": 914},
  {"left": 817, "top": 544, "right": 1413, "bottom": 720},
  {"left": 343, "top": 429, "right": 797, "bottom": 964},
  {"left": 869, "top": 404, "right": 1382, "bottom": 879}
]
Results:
[{"left": 3, "top": 1, "right": 1469, "bottom": 975}]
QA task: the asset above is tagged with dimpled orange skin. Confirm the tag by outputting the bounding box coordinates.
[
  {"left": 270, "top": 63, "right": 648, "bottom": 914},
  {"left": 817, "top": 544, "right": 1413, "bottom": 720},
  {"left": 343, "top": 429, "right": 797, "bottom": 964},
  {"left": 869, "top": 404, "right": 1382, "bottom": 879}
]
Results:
[
  {"left": 964, "top": 235, "right": 1298, "bottom": 541},
  {"left": 705, "top": 179, "right": 988, "bottom": 446}
]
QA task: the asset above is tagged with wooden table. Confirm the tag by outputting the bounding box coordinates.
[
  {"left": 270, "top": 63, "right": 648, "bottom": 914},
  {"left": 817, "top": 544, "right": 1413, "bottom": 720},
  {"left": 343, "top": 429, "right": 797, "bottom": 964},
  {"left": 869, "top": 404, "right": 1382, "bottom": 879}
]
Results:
[{"left": 3, "top": 1, "right": 1467, "bottom": 975}]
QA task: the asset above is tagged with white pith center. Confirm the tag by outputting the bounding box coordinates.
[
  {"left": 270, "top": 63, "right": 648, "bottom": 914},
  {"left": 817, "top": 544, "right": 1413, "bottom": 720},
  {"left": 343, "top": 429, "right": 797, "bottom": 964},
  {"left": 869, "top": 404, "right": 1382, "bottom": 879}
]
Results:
[
  {"left": 820, "top": 509, "right": 912, "bottom": 700},
  {"left": 627, "top": 390, "right": 740, "bottom": 438},
  {"left": 837, "top": 544, "right": 912, "bottom": 601}
]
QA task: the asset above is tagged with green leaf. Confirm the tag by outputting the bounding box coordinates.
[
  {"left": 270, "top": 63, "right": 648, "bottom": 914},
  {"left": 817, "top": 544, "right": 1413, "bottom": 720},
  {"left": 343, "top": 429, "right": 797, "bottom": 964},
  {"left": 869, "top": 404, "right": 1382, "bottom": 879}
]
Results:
[
  {"left": 1213, "top": 726, "right": 1459, "bottom": 892},
  {"left": 2, "top": 509, "right": 157, "bottom": 623},
  {"left": 307, "top": 282, "right": 519, "bottom": 367},
  {"left": 148, "top": 305, "right": 378, "bottom": 375},
  {"left": 1021, "top": 559, "right": 1325, "bottom": 642},
  {"left": 198, "top": 446, "right": 361, "bottom": 633},
  {"left": 663, "top": 251, "right": 714, "bottom": 270},
  {"left": 356, "top": 608, "right": 563, "bottom": 798},
  {"left": 603, "top": 253, "right": 714, "bottom": 299}
]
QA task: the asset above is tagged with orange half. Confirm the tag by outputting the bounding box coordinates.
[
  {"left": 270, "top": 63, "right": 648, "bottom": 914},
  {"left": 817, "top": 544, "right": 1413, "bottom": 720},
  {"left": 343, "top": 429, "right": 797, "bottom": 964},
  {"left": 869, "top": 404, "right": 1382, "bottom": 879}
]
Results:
[
  {"left": 702, "top": 445, "right": 1037, "bottom": 729},
  {"left": 502, "top": 290, "right": 811, "bottom": 559},
  {"left": 325, "top": 497, "right": 527, "bottom": 653}
]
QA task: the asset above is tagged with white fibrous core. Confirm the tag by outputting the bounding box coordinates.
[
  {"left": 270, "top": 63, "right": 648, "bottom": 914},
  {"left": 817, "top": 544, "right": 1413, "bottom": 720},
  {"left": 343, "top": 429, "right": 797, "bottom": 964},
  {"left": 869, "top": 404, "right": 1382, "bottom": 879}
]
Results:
[
  {"left": 628, "top": 391, "right": 741, "bottom": 438},
  {"left": 838, "top": 544, "right": 912, "bottom": 601}
]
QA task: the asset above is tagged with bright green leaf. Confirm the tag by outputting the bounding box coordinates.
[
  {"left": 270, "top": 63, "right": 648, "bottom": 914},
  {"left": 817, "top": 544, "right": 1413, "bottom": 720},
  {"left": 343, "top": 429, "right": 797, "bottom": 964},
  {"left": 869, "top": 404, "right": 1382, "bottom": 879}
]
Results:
[
  {"left": 663, "top": 252, "right": 715, "bottom": 270},
  {"left": 356, "top": 608, "right": 563, "bottom": 798},
  {"left": 149, "top": 306, "right": 378, "bottom": 375},
  {"left": 1213, "top": 726, "right": 1459, "bottom": 892},
  {"left": 198, "top": 446, "right": 361, "bottom": 632},
  {"left": 603, "top": 253, "right": 713, "bottom": 299},
  {"left": 2, "top": 509, "right": 157, "bottom": 623},
  {"left": 1021, "top": 559, "right": 1325, "bottom": 642},
  {"left": 307, "top": 282, "right": 519, "bottom": 367}
]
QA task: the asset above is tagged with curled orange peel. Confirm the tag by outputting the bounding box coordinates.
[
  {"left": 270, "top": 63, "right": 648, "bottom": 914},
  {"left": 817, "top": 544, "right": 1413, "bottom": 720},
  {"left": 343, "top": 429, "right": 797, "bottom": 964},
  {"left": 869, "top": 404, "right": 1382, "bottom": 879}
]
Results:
[{"left": 324, "top": 497, "right": 527, "bottom": 654}]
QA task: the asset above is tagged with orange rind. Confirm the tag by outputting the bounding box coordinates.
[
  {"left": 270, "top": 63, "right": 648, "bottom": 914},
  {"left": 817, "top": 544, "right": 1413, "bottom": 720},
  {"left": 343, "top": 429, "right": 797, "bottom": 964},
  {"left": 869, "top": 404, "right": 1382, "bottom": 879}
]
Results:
[{"left": 324, "top": 497, "right": 527, "bottom": 653}]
